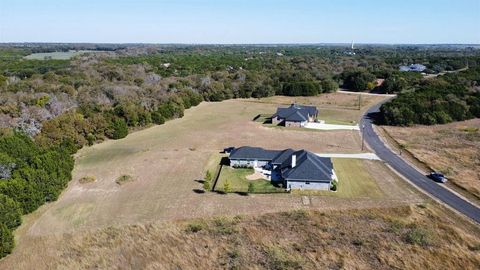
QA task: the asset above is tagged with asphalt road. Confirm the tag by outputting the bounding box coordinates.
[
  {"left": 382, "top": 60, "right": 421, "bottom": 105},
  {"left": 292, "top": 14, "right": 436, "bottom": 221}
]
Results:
[{"left": 361, "top": 100, "right": 480, "bottom": 224}]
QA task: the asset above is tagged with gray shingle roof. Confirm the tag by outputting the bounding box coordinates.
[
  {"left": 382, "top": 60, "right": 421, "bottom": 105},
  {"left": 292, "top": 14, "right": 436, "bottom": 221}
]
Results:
[
  {"left": 271, "top": 149, "right": 295, "bottom": 164},
  {"left": 280, "top": 150, "right": 333, "bottom": 182},
  {"left": 229, "top": 146, "right": 281, "bottom": 160},
  {"left": 273, "top": 104, "right": 318, "bottom": 122},
  {"left": 228, "top": 146, "right": 334, "bottom": 183}
]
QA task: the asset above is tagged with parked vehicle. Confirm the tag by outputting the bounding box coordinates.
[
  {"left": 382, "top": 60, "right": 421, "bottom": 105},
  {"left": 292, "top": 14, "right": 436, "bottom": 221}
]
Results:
[{"left": 428, "top": 172, "right": 447, "bottom": 183}]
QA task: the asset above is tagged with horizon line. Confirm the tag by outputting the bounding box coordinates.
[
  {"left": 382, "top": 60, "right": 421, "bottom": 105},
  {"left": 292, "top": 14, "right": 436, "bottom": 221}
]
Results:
[{"left": 1, "top": 42, "right": 480, "bottom": 46}]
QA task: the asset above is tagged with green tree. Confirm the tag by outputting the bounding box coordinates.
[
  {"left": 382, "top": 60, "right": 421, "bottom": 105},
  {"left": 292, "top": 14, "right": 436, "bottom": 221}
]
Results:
[
  {"left": 151, "top": 111, "right": 166, "bottom": 125},
  {"left": 110, "top": 119, "right": 128, "bottom": 139},
  {"left": 342, "top": 70, "right": 376, "bottom": 91},
  {"left": 0, "top": 223, "right": 14, "bottom": 257},
  {"left": 0, "top": 194, "right": 22, "bottom": 229},
  {"left": 321, "top": 78, "right": 338, "bottom": 93}
]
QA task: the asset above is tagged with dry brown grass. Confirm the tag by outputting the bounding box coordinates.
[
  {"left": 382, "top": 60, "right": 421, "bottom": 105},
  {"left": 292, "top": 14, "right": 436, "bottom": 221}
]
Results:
[
  {"left": 18, "top": 96, "right": 402, "bottom": 237},
  {"left": 383, "top": 119, "right": 480, "bottom": 198},
  {"left": 0, "top": 93, "right": 431, "bottom": 269},
  {"left": 1, "top": 204, "right": 479, "bottom": 269}
]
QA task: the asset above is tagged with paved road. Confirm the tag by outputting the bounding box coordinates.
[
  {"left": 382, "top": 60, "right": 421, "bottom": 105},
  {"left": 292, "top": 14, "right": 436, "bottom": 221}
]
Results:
[
  {"left": 315, "top": 153, "right": 380, "bottom": 160},
  {"left": 361, "top": 100, "right": 480, "bottom": 224}
]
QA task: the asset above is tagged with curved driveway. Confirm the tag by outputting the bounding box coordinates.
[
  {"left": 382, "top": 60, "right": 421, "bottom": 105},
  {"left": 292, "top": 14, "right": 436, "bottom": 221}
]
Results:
[{"left": 361, "top": 100, "right": 480, "bottom": 224}]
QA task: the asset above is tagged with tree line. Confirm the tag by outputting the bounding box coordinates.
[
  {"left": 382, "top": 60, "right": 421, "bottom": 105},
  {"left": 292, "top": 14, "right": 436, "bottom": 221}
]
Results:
[
  {"left": 380, "top": 67, "right": 480, "bottom": 126},
  {"left": 0, "top": 132, "right": 73, "bottom": 256}
]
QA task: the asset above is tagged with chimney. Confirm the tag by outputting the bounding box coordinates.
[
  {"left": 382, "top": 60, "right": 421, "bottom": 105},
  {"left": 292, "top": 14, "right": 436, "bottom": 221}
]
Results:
[{"left": 291, "top": 155, "right": 296, "bottom": 168}]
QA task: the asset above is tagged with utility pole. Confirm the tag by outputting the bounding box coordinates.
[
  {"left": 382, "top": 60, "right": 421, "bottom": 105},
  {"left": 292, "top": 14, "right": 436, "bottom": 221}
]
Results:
[
  {"left": 361, "top": 124, "right": 366, "bottom": 151},
  {"left": 358, "top": 94, "right": 362, "bottom": 110}
]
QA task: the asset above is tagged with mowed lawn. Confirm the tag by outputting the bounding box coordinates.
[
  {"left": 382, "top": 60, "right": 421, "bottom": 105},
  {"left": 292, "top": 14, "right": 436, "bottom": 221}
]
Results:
[
  {"left": 215, "top": 167, "right": 285, "bottom": 193},
  {"left": 331, "top": 158, "right": 384, "bottom": 198},
  {"left": 291, "top": 158, "right": 384, "bottom": 199}
]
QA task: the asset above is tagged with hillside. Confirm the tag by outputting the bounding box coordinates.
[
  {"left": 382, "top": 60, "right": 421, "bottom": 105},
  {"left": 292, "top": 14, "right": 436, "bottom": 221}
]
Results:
[
  {"left": 1, "top": 204, "right": 479, "bottom": 269},
  {"left": 383, "top": 119, "right": 480, "bottom": 198}
]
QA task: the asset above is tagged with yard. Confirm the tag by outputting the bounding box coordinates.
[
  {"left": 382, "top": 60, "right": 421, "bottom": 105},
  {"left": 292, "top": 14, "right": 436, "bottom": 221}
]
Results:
[
  {"left": 209, "top": 154, "right": 385, "bottom": 199},
  {"left": 0, "top": 94, "right": 425, "bottom": 269},
  {"left": 214, "top": 167, "right": 285, "bottom": 193}
]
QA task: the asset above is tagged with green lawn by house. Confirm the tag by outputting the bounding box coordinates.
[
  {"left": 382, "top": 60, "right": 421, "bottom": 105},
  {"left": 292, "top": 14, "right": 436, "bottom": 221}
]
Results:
[
  {"left": 215, "top": 167, "right": 285, "bottom": 193},
  {"left": 209, "top": 153, "right": 383, "bottom": 198},
  {"left": 293, "top": 158, "right": 384, "bottom": 198}
]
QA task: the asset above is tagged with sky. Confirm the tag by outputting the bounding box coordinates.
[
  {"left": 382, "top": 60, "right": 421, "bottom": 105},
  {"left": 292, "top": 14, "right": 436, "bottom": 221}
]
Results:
[{"left": 0, "top": 0, "right": 479, "bottom": 44}]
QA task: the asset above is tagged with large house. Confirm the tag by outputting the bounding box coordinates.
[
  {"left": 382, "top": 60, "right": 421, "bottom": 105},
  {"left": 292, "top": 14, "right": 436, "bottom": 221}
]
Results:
[
  {"left": 228, "top": 146, "right": 337, "bottom": 190},
  {"left": 272, "top": 104, "right": 318, "bottom": 127}
]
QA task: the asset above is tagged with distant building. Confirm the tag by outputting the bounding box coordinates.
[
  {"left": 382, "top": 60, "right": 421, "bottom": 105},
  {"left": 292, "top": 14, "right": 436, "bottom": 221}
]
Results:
[
  {"left": 228, "top": 146, "right": 337, "bottom": 190},
  {"left": 399, "top": 64, "right": 426, "bottom": 72},
  {"left": 272, "top": 104, "right": 318, "bottom": 128}
]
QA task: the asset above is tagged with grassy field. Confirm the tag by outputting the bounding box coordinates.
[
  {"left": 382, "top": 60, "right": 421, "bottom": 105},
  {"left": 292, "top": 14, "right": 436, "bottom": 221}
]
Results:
[
  {"left": 16, "top": 95, "right": 387, "bottom": 236},
  {"left": 1, "top": 204, "right": 478, "bottom": 269},
  {"left": 24, "top": 50, "right": 101, "bottom": 60},
  {"left": 382, "top": 119, "right": 480, "bottom": 199},
  {"left": 215, "top": 167, "right": 285, "bottom": 193},
  {"left": 0, "top": 93, "right": 430, "bottom": 269}
]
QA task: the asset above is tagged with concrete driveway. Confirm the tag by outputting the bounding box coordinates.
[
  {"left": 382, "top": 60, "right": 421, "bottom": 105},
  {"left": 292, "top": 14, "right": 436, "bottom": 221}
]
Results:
[
  {"left": 315, "top": 153, "right": 380, "bottom": 160},
  {"left": 305, "top": 122, "right": 360, "bottom": 131}
]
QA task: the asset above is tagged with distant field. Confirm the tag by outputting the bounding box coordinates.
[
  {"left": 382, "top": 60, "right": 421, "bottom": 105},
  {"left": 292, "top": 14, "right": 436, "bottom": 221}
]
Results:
[
  {"left": 24, "top": 50, "right": 102, "bottom": 60},
  {"left": 383, "top": 119, "right": 480, "bottom": 199}
]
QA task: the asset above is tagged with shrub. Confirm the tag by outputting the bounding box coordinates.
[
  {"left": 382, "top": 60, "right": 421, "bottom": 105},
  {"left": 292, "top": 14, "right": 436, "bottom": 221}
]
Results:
[
  {"left": 79, "top": 176, "right": 96, "bottom": 184},
  {"left": 247, "top": 182, "right": 255, "bottom": 193},
  {"left": 110, "top": 119, "right": 128, "bottom": 139},
  {"left": 116, "top": 174, "right": 134, "bottom": 185},
  {"left": 185, "top": 221, "right": 205, "bottom": 233},
  {"left": 212, "top": 217, "right": 237, "bottom": 235},
  {"left": 223, "top": 179, "right": 231, "bottom": 193},
  {"left": 330, "top": 179, "right": 338, "bottom": 191},
  {"left": 0, "top": 194, "right": 22, "bottom": 229},
  {"left": 0, "top": 223, "right": 14, "bottom": 258},
  {"left": 151, "top": 111, "right": 165, "bottom": 125},
  {"left": 352, "top": 239, "right": 364, "bottom": 246},
  {"left": 405, "top": 227, "right": 433, "bottom": 246},
  {"left": 203, "top": 179, "right": 211, "bottom": 191},
  {"left": 205, "top": 170, "right": 212, "bottom": 182}
]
